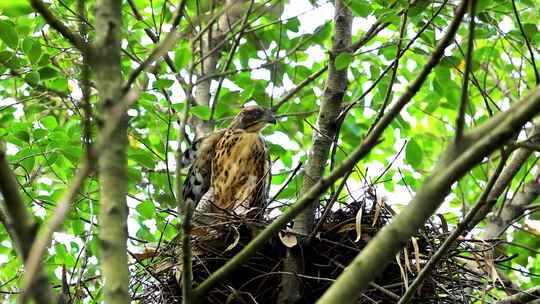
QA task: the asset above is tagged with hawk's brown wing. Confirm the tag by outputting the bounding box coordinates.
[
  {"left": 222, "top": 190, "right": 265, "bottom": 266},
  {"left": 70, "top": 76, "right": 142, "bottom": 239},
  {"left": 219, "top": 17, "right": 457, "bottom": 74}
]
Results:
[
  {"left": 211, "top": 129, "right": 270, "bottom": 215},
  {"left": 181, "top": 130, "right": 225, "bottom": 209}
]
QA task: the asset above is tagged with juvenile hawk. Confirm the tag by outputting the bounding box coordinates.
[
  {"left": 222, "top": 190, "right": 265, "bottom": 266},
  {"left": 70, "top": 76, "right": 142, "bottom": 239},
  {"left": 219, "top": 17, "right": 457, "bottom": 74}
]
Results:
[{"left": 182, "top": 105, "right": 276, "bottom": 225}]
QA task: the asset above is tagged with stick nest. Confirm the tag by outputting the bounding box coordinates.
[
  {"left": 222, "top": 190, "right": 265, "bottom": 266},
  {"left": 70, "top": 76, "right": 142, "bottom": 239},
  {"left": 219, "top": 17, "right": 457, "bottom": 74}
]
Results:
[{"left": 131, "top": 192, "right": 490, "bottom": 303}]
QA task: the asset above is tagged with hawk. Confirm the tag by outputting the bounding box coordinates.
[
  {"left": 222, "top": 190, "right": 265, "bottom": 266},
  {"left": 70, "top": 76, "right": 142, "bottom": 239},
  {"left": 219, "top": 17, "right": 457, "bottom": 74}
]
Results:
[{"left": 182, "top": 105, "right": 276, "bottom": 226}]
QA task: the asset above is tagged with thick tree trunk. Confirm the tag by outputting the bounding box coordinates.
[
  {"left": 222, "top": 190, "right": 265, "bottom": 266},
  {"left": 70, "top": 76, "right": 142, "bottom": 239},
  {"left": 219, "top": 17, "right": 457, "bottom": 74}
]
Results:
[
  {"left": 93, "top": 0, "right": 130, "bottom": 303},
  {"left": 278, "top": 2, "right": 351, "bottom": 302}
]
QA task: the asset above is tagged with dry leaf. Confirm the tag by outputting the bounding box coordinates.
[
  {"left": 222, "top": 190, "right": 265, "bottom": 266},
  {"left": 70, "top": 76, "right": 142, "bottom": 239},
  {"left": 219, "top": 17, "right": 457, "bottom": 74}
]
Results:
[
  {"left": 224, "top": 226, "right": 241, "bottom": 252},
  {"left": 279, "top": 231, "right": 298, "bottom": 248},
  {"left": 396, "top": 252, "right": 408, "bottom": 289},
  {"left": 411, "top": 237, "right": 421, "bottom": 274},
  {"left": 372, "top": 198, "right": 381, "bottom": 227},
  {"left": 132, "top": 247, "right": 158, "bottom": 260},
  {"left": 354, "top": 204, "right": 364, "bottom": 242}
]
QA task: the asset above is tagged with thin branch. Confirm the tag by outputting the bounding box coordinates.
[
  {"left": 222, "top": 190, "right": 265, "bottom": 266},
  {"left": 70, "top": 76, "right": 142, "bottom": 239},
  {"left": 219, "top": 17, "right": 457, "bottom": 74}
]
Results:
[
  {"left": 176, "top": 78, "right": 194, "bottom": 304},
  {"left": 469, "top": 125, "right": 540, "bottom": 228},
  {"left": 495, "top": 285, "right": 540, "bottom": 304},
  {"left": 30, "top": 0, "right": 87, "bottom": 51},
  {"left": 368, "top": 8, "right": 408, "bottom": 133},
  {"left": 511, "top": 0, "right": 539, "bottom": 84},
  {"left": 455, "top": 0, "right": 477, "bottom": 143},
  {"left": 0, "top": 146, "right": 57, "bottom": 304},
  {"left": 272, "top": 67, "right": 327, "bottom": 112},
  {"left": 210, "top": 0, "right": 255, "bottom": 123},
  {"left": 310, "top": 170, "right": 353, "bottom": 239},
  {"left": 397, "top": 150, "right": 508, "bottom": 304},
  {"left": 77, "top": 0, "right": 92, "bottom": 161},
  {"left": 343, "top": 0, "right": 450, "bottom": 124},
  {"left": 124, "top": 0, "right": 188, "bottom": 91},
  {"left": 271, "top": 15, "right": 389, "bottom": 113}
]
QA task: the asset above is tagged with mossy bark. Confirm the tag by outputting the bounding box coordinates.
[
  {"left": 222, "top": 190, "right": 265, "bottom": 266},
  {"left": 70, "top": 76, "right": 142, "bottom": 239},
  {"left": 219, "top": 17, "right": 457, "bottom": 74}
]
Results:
[{"left": 93, "top": 0, "right": 130, "bottom": 303}]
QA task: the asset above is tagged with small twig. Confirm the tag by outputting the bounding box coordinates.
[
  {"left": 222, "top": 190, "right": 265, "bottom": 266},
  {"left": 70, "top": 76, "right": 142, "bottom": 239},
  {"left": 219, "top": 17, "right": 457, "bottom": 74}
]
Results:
[
  {"left": 124, "top": 0, "right": 187, "bottom": 91},
  {"left": 210, "top": 0, "right": 255, "bottom": 123},
  {"left": 175, "top": 65, "right": 194, "bottom": 304},
  {"left": 368, "top": 8, "right": 408, "bottom": 134},
  {"left": 272, "top": 15, "right": 390, "bottom": 113},
  {"left": 266, "top": 162, "right": 303, "bottom": 207},
  {"left": 30, "top": 0, "right": 87, "bottom": 51},
  {"left": 272, "top": 67, "right": 328, "bottom": 112},
  {"left": 495, "top": 285, "right": 540, "bottom": 304},
  {"left": 397, "top": 150, "right": 508, "bottom": 304},
  {"left": 511, "top": 0, "right": 539, "bottom": 85},
  {"left": 344, "top": 0, "right": 450, "bottom": 125},
  {"left": 310, "top": 170, "right": 353, "bottom": 239},
  {"left": 455, "top": 0, "right": 477, "bottom": 143}
]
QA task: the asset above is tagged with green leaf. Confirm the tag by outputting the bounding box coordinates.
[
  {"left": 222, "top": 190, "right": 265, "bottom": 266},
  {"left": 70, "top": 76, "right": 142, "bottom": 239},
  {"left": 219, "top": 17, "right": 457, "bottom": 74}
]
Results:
[
  {"left": 48, "top": 78, "right": 69, "bottom": 92},
  {"left": 42, "top": 116, "right": 58, "bottom": 130},
  {"left": 334, "top": 52, "right": 353, "bottom": 71},
  {"left": 287, "top": 17, "right": 300, "bottom": 32},
  {"left": 347, "top": 0, "right": 370, "bottom": 18},
  {"left": 24, "top": 71, "right": 40, "bottom": 86},
  {"left": 14, "top": 131, "right": 30, "bottom": 142},
  {"left": 405, "top": 139, "right": 422, "bottom": 168},
  {"left": 0, "top": 20, "right": 18, "bottom": 49},
  {"left": 0, "top": 50, "right": 14, "bottom": 63},
  {"left": 191, "top": 105, "right": 211, "bottom": 120},
  {"left": 136, "top": 201, "right": 156, "bottom": 218},
  {"left": 0, "top": 2, "right": 32, "bottom": 17},
  {"left": 131, "top": 151, "right": 155, "bottom": 169},
  {"left": 174, "top": 46, "right": 191, "bottom": 70},
  {"left": 22, "top": 38, "right": 41, "bottom": 63},
  {"left": 71, "top": 218, "right": 85, "bottom": 235},
  {"left": 38, "top": 66, "right": 59, "bottom": 80},
  {"left": 154, "top": 78, "right": 174, "bottom": 90}
]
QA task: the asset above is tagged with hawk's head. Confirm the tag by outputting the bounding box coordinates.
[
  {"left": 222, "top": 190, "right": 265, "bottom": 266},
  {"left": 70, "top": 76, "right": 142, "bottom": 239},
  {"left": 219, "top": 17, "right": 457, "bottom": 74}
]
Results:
[{"left": 229, "top": 105, "right": 276, "bottom": 132}]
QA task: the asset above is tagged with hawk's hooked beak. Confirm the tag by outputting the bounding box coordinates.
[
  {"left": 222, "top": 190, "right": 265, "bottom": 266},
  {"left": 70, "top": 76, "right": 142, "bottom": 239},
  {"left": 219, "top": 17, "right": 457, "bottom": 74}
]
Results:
[{"left": 267, "top": 112, "right": 277, "bottom": 124}]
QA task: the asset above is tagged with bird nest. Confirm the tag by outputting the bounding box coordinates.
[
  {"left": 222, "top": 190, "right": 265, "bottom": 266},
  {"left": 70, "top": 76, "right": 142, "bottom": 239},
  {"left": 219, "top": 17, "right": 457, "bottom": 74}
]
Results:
[{"left": 130, "top": 193, "right": 492, "bottom": 303}]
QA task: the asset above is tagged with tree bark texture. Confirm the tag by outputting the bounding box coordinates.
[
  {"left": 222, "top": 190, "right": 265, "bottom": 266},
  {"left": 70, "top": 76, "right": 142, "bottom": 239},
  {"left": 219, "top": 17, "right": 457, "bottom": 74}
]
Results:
[
  {"left": 279, "top": 1, "right": 351, "bottom": 303},
  {"left": 93, "top": 0, "right": 130, "bottom": 303}
]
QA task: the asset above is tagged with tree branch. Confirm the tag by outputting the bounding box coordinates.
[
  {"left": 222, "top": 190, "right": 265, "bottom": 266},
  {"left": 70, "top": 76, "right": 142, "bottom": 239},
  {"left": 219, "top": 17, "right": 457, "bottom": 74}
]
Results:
[
  {"left": 0, "top": 145, "right": 57, "bottom": 304},
  {"left": 469, "top": 125, "right": 540, "bottom": 228},
  {"left": 495, "top": 285, "right": 540, "bottom": 304},
  {"left": 317, "top": 83, "right": 540, "bottom": 303},
  {"left": 176, "top": 67, "right": 194, "bottom": 304},
  {"left": 30, "top": 0, "right": 87, "bottom": 51},
  {"left": 397, "top": 150, "right": 508, "bottom": 304},
  {"left": 124, "top": 0, "right": 188, "bottom": 91},
  {"left": 511, "top": 0, "right": 540, "bottom": 84}
]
